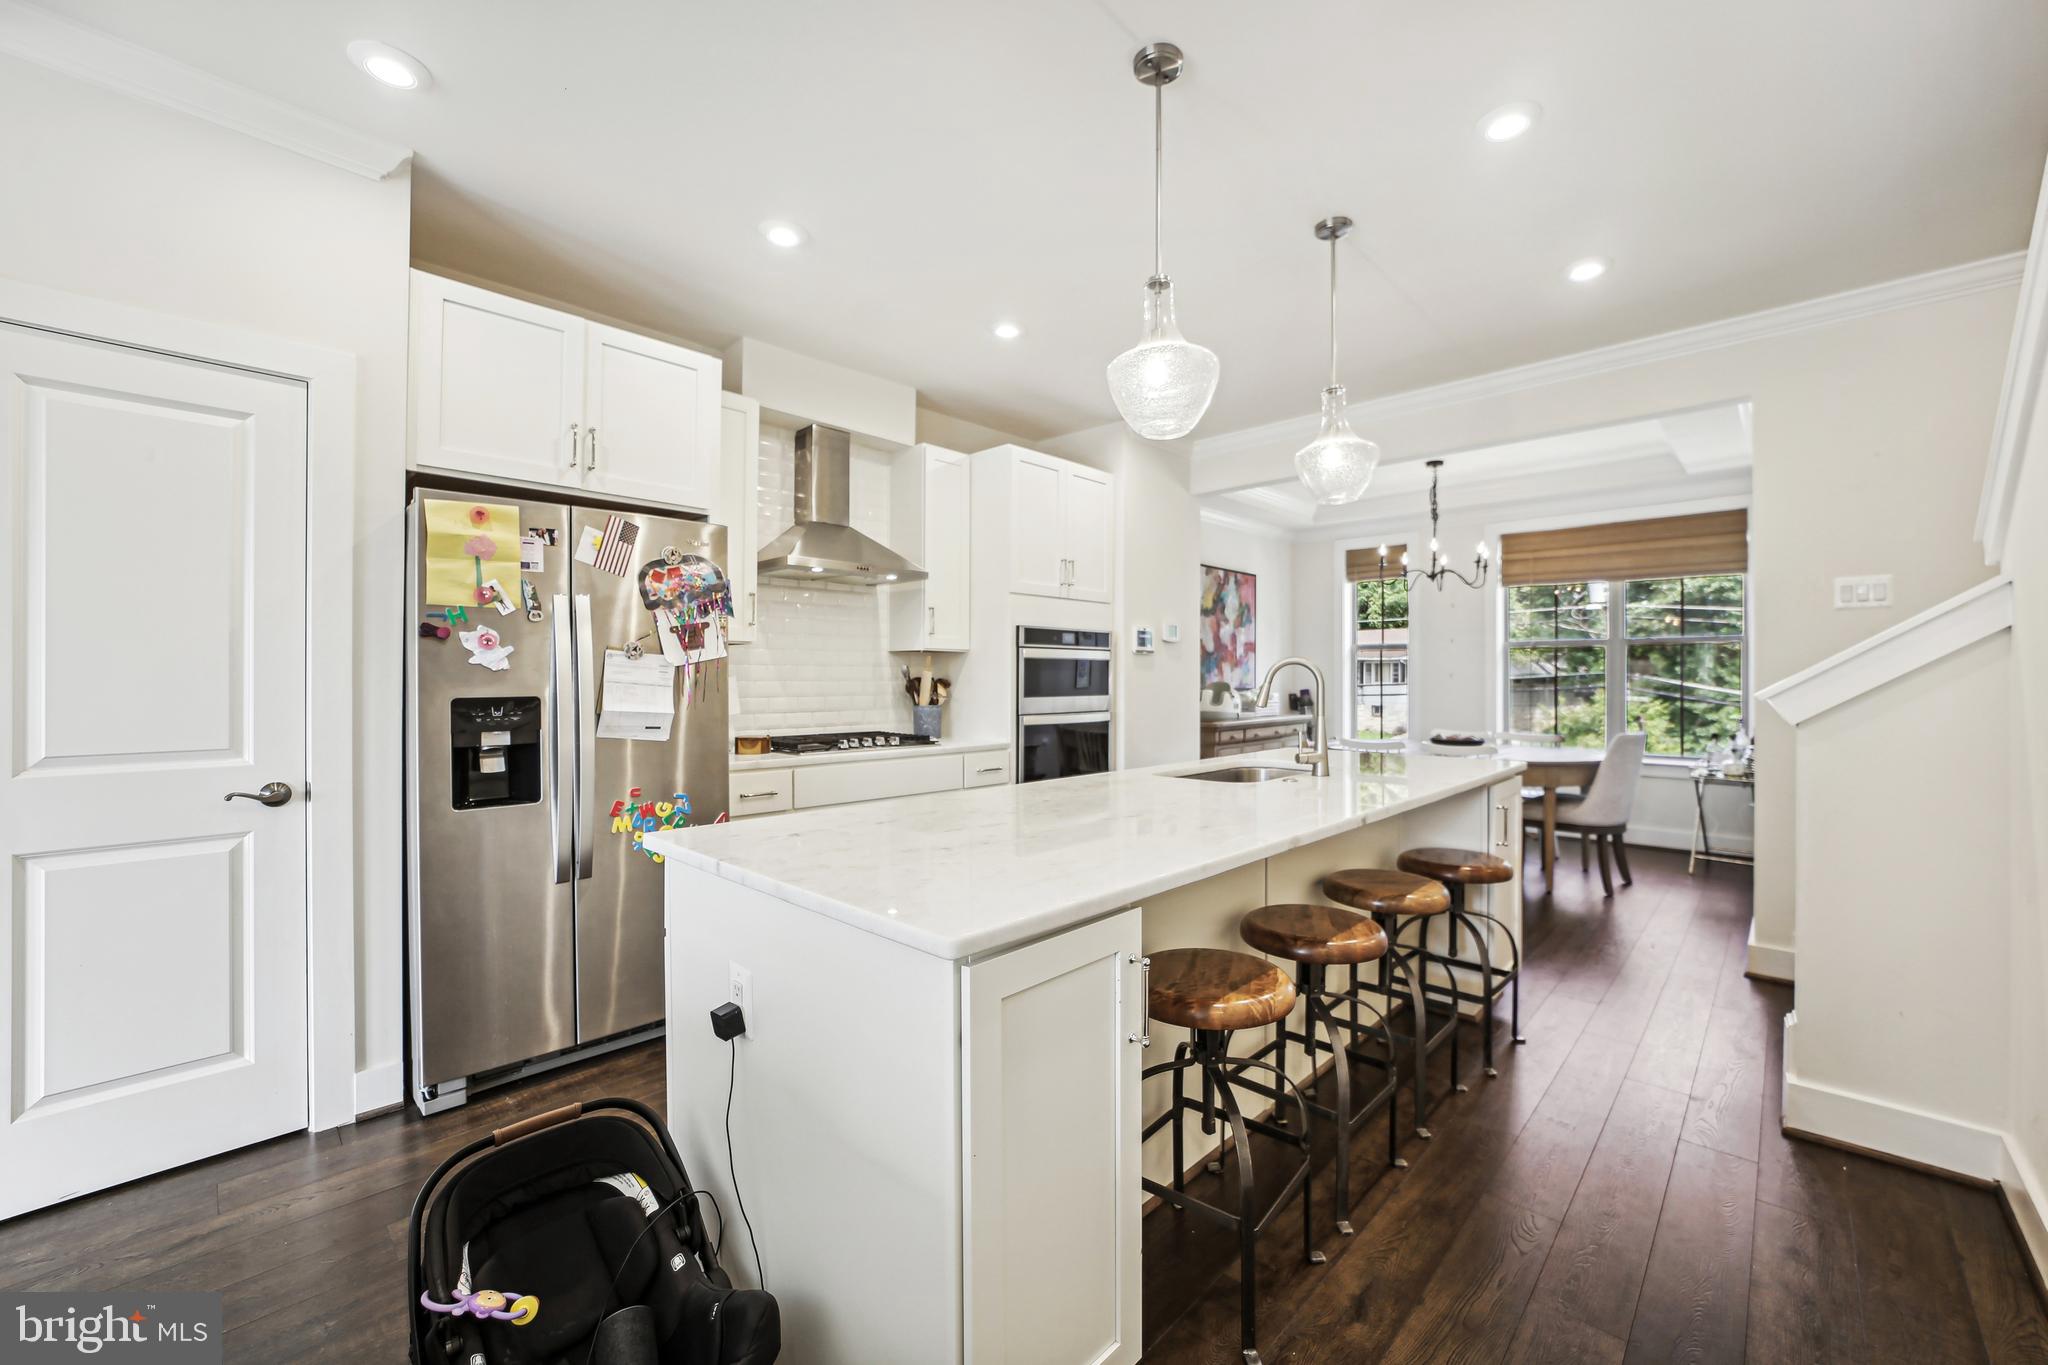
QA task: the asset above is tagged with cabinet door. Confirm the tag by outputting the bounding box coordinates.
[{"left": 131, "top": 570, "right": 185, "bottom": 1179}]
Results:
[
  {"left": 581, "top": 323, "right": 720, "bottom": 511},
  {"left": 1480, "top": 777, "right": 1525, "bottom": 968},
  {"left": 411, "top": 272, "right": 584, "bottom": 487},
  {"left": 1062, "top": 464, "right": 1114, "bottom": 603},
  {"left": 961, "top": 908, "right": 1141, "bottom": 1365},
  {"left": 1008, "top": 449, "right": 1069, "bottom": 600},
  {"left": 718, "top": 393, "right": 761, "bottom": 642},
  {"left": 925, "top": 448, "right": 972, "bottom": 649}
]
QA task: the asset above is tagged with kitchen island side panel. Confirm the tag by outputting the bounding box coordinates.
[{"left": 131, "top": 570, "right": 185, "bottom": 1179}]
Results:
[{"left": 664, "top": 864, "right": 962, "bottom": 1364}]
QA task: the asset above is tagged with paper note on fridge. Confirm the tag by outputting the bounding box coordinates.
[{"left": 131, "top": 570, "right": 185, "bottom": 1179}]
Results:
[
  {"left": 574, "top": 524, "right": 604, "bottom": 566},
  {"left": 596, "top": 649, "right": 676, "bottom": 742}
]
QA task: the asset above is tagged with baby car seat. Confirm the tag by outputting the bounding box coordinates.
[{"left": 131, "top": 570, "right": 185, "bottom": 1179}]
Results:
[{"left": 407, "top": 1097, "right": 779, "bottom": 1365}]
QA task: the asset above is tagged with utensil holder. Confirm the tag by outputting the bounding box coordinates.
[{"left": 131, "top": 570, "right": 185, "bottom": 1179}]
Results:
[{"left": 912, "top": 705, "right": 941, "bottom": 739}]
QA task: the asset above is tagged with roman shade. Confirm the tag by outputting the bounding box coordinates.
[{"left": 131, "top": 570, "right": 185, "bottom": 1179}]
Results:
[
  {"left": 1498, "top": 510, "right": 1747, "bottom": 587},
  {"left": 1344, "top": 544, "right": 1408, "bottom": 581}
]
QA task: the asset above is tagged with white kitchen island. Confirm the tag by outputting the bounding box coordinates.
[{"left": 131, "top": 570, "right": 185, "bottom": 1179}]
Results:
[{"left": 646, "top": 748, "right": 1527, "bottom": 1365}]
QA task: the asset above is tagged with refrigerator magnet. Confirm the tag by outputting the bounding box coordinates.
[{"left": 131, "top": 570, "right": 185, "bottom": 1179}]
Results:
[{"left": 573, "top": 524, "right": 603, "bottom": 566}]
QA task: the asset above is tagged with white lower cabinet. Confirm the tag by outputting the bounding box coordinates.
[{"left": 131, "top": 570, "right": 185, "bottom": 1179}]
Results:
[
  {"left": 961, "top": 908, "right": 1143, "bottom": 1365},
  {"left": 726, "top": 767, "right": 792, "bottom": 818}
]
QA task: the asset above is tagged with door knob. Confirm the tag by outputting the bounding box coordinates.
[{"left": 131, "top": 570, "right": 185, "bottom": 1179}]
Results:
[{"left": 224, "top": 781, "right": 294, "bottom": 807}]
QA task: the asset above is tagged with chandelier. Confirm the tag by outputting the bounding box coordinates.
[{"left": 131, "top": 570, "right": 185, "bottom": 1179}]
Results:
[{"left": 1375, "top": 460, "right": 1489, "bottom": 591}]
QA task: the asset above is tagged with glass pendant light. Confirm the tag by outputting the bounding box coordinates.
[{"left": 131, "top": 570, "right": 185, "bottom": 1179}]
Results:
[
  {"left": 1106, "top": 42, "right": 1219, "bottom": 441},
  {"left": 1293, "top": 215, "right": 1381, "bottom": 505}
]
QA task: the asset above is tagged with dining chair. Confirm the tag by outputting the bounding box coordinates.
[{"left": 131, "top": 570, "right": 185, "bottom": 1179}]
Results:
[{"left": 1523, "top": 732, "right": 1647, "bottom": 895}]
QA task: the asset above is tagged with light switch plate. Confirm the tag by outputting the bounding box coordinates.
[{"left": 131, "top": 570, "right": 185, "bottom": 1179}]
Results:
[{"left": 1833, "top": 574, "right": 1893, "bottom": 609}]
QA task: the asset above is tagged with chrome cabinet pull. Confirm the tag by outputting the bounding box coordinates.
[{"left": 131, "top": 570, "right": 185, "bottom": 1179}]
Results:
[
  {"left": 1128, "top": 954, "right": 1152, "bottom": 1047},
  {"left": 587, "top": 425, "right": 599, "bottom": 471},
  {"left": 738, "top": 790, "right": 779, "bottom": 800},
  {"left": 224, "top": 781, "right": 293, "bottom": 807},
  {"left": 568, "top": 421, "right": 581, "bottom": 469},
  {"left": 928, "top": 605, "right": 936, "bottom": 635},
  {"left": 748, "top": 591, "right": 757, "bottom": 626}
]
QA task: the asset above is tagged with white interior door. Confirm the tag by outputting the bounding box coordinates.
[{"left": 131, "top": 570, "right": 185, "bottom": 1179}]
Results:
[
  {"left": 1061, "top": 465, "right": 1114, "bottom": 604},
  {"left": 582, "top": 323, "right": 719, "bottom": 511},
  {"left": 0, "top": 323, "right": 309, "bottom": 1219}
]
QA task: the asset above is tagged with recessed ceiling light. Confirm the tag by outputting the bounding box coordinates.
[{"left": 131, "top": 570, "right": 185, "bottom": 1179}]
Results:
[
  {"left": 1479, "top": 101, "right": 1540, "bottom": 143},
  {"left": 761, "top": 221, "right": 807, "bottom": 249},
  {"left": 346, "top": 40, "right": 430, "bottom": 91},
  {"left": 1566, "top": 256, "right": 1610, "bottom": 284},
  {"left": 992, "top": 321, "right": 1022, "bottom": 340}
]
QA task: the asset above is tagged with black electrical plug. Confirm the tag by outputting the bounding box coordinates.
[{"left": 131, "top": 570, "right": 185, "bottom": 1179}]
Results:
[{"left": 710, "top": 1001, "right": 746, "bottom": 1040}]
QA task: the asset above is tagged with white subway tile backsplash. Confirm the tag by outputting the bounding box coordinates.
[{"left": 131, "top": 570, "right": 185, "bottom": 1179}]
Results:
[{"left": 732, "top": 423, "right": 912, "bottom": 736}]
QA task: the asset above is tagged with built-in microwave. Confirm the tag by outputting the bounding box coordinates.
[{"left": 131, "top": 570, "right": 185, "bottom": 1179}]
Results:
[
  {"left": 1016, "top": 627, "right": 1113, "bottom": 782},
  {"left": 1016, "top": 627, "right": 1113, "bottom": 715}
]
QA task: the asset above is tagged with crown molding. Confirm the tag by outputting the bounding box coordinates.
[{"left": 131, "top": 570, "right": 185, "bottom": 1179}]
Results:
[
  {"left": 0, "top": 0, "right": 411, "bottom": 181},
  {"left": 1195, "top": 252, "right": 2027, "bottom": 468},
  {"left": 1977, "top": 156, "right": 2048, "bottom": 566}
]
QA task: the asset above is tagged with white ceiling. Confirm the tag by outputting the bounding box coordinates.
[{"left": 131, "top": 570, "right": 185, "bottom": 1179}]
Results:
[
  {"left": 1203, "top": 402, "right": 1753, "bottom": 535},
  {"left": 26, "top": 0, "right": 2048, "bottom": 441}
]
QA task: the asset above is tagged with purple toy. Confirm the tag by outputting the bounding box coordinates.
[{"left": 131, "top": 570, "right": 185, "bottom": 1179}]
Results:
[{"left": 418, "top": 1288, "right": 539, "bottom": 1326}]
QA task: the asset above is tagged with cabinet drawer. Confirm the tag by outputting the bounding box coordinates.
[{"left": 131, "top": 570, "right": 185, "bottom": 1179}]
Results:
[
  {"left": 728, "top": 768, "right": 793, "bottom": 817},
  {"left": 795, "top": 752, "right": 965, "bottom": 809},
  {"left": 963, "top": 751, "right": 1011, "bottom": 788}
]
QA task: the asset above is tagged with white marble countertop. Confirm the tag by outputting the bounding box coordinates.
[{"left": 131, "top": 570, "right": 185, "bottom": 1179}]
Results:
[
  {"left": 730, "top": 736, "right": 1009, "bottom": 771},
  {"left": 648, "top": 748, "right": 1525, "bottom": 961}
]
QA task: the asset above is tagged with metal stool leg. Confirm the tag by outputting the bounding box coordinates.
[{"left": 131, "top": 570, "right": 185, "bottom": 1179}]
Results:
[
  {"left": 1170, "top": 1039, "right": 1190, "bottom": 1190},
  {"left": 1305, "top": 965, "right": 1355, "bottom": 1235},
  {"left": 1385, "top": 913, "right": 1434, "bottom": 1138}
]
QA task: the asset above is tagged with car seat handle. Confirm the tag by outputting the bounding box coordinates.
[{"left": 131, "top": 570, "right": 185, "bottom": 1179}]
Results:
[{"left": 492, "top": 1101, "right": 583, "bottom": 1146}]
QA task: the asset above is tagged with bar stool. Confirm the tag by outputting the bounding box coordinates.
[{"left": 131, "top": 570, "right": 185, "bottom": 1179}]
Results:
[
  {"left": 1238, "top": 904, "right": 1406, "bottom": 1237},
  {"left": 1395, "top": 847, "right": 1524, "bottom": 1079},
  {"left": 1319, "top": 870, "right": 1453, "bottom": 1138},
  {"left": 1141, "top": 947, "right": 1324, "bottom": 1365}
]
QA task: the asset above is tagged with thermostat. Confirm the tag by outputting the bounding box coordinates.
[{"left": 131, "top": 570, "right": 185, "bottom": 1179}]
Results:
[
  {"left": 1133, "top": 627, "right": 1155, "bottom": 654},
  {"left": 1161, "top": 622, "right": 1181, "bottom": 644}
]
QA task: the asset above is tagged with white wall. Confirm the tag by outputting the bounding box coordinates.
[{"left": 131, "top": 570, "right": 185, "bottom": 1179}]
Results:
[
  {"left": 0, "top": 57, "right": 414, "bottom": 1111},
  {"left": 1046, "top": 425, "right": 1202, "bottom": 770},
  {"left": 1198, "top": 518, "right": 1295, "bottom": 684},
  {"left": 1266, "top": 277, "right": 2015, "bottom": 971}
]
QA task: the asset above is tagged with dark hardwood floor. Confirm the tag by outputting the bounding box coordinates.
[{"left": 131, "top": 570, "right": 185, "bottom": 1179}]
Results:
[
  {"left": 3, "top": 849, "right": 2042, "bottom": 1362},
  {"left": 1140, "top": 848, "right": 2048, "bottom": 1364}
]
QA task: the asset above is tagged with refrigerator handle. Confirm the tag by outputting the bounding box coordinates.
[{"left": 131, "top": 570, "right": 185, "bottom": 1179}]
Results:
[
  {"left": 550, "top": 597, "right": 574, "bottom": 884},
  {"left": 574, "top": 593, "right": 599, "bottom": 881}
]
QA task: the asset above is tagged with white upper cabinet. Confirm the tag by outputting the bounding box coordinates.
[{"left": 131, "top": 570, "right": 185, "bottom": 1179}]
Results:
[
  {"left": 1061, "top": 464, "right": 1114, "bottom": 604},
  {"left": 411, "top": 273, "right": 584, "bottom": 487},
  {"left": 408, "top": 272, "right": 720, "bottom": 512},
  {"left": 718, "top": 392, "right": 761, "bottom": 643},
  {"left": 582, "top": 324, "right": 720, "bottom": 510},
  {"left": 1008, "top": 449, "right": 1069, "bottom": 600},
  {"left": 890, "top": 444, "right": 972, "bottom": 651},
  {"left": 982, "top": 446, "right": 1116, "bottom": 604}
]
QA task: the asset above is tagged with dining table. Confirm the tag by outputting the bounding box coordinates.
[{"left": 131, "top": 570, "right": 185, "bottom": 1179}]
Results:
[{"left": 1495, "top": 743, "right": 1606, "bottom": 884}]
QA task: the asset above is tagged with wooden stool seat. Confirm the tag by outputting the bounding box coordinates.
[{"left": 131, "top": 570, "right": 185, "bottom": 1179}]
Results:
[
  {"left": 1147, "top": 947, "right": 1297, "bottom": 1032},
  {"left": 1396, "top": 846, "right": 1513, "bottom": 886},
  {"left": 1240, "top": 904, "right": 1390, "bottom": 966},
  {"left": 1320, "top": 868, "right": 1451, "bottom": 917}
]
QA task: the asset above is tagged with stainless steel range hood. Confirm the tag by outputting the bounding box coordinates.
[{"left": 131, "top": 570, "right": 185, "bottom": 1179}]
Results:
[{"left": 757, "top": 423, "right": 928, "bottom": 585}]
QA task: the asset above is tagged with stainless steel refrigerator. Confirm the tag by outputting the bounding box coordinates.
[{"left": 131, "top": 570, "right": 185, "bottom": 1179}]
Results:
[{"left": 405, "top": 485, "right": 729, "bottom": 1113}]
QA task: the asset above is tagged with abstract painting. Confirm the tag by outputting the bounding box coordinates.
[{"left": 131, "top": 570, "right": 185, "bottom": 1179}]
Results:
[{"left": 1200, "top": 565, "right": 1257, "bottom": 691}]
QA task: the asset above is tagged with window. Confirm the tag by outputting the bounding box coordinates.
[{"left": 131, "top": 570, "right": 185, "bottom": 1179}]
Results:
[
  {"left": 1353, "top": 570, "right": 1410, "bottom": 739},
  {"left": 1505, "top": 574, "right": 1747, "bottom": 757}
]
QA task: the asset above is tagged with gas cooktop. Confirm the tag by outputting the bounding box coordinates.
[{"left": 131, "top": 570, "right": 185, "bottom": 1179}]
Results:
[{"left": 768, "top": 730, "right": 938, "bottom": 755}]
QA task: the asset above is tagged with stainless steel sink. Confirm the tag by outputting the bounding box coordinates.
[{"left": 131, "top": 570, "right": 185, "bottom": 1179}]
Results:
[{"left": 1169, "top": 765, "right": 1307, "bottom": 784}]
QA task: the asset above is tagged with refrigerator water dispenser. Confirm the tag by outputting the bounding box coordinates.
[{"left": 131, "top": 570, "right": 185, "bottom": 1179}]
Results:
[{"left": 449, "top": 697, "right": 542, "bottom": 809}]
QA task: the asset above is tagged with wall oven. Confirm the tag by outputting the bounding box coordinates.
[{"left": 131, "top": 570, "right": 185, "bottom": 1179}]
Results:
[{"left": 1016, "top": 627, "right": 1113, "bottom": 782}]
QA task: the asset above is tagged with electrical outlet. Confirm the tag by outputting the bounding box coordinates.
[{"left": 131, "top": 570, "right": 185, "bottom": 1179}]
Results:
[
  {"left": 1833, "top": 574, "right": 1893, "bottom": 609},
  {"left": 728, "top": 962, "right": 754, "bottom": 1035}
]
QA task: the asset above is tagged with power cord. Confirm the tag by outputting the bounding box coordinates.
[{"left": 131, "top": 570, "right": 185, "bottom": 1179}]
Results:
[{"left": 726, "top": 1037, "right": 764, "bottom": 1291}]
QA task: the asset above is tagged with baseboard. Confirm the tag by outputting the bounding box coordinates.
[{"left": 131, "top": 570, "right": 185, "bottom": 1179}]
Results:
[
  {"left": 1781, "top": 1052, "right": 2005, "bottom": 1182},
  {"left": 1998, "top": 1137, "right": 2048, "bottom": 1307},
  {"left": 1745, "top": 919, "right": 1794, "bottom": 983},
  {"left": 353, "top": 1060, "right": 403, "bottom": 1119}
]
